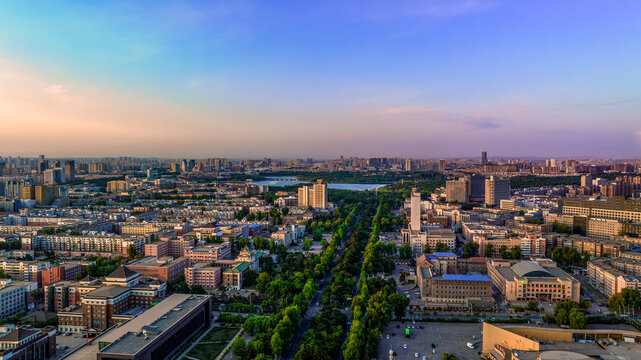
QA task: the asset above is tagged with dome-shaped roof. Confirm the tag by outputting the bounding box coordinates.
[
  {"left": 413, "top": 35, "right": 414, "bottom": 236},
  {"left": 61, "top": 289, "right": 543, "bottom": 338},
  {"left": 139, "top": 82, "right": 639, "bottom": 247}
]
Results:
[{"left": 511, "top": 261, "right": 552, "bottom": 277}]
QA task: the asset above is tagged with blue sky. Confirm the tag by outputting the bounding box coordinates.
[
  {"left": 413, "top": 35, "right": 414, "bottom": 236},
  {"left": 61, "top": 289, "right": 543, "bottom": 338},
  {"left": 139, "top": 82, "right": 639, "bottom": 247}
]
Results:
[{"left": 0, "top": 0, "right": 640, "bottom": 158}]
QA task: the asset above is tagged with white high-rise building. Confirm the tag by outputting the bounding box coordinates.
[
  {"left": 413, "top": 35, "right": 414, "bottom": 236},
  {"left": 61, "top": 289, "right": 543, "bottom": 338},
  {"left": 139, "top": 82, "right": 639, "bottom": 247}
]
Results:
[{"left": 410, "top": 188, "right": 421, "bottom": 231}]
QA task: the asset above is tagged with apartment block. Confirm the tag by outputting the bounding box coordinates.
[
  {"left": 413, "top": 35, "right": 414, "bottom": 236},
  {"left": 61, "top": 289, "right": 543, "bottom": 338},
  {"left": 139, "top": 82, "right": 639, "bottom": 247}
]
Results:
[
  {"left": 184, "top": 264, "right": 222, "bottom": 289},
  {"left": 0, "top": 279, "right": 37, "bottom": 319},
  {"left": 0, "top": 326, "right": 57, "bottom": 360},
  {"left": 183, "top": 243, "right": 232, "bottom": 264},
  {"left": 587, "top": 258, "right": 641, "bottom": 298},
  {"left": 30, "top": 235, "right": 145, "bottom": 258},
  {"left": 124, "top": 256, "right": 188, "bottom": 282}
]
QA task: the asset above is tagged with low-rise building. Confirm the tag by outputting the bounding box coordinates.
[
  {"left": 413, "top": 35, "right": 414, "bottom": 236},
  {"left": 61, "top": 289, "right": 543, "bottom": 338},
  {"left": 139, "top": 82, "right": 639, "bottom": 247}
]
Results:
[
  {"left": 183, "top": 243, "right": 232, "bottom": 264},
  {"left": 0, "top": 326, "right": 57, "bottom": 360},
  {"left": 0, "top": 279, "right": 37, "bottom": 319},
  {"left": 587, "top": 258, "right": 641, "bottom": 297},
  {"left": 184, "top": 264, "right": 222, "bottom": 289},
  {"left": 63, "top": 294, "right": 212, "bottom": 360},
  {"left": 124, "top": 256, "right": 188, "bottom": 283},
  {"left": 487, "top": 259, "right": 580, "bottom": 302}
]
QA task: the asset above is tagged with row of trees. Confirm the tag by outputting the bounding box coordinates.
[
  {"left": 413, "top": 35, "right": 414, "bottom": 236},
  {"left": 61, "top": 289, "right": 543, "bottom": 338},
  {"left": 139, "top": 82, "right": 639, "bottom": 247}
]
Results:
[
  {"left": 343, "top": 203, "right": 409, "bottom": 360},
  {"left": 233, "top": 205, "right": 361, "bottom": 360},
  {"left": 547, "top": 246, "right": 590, "bottom": 266}
]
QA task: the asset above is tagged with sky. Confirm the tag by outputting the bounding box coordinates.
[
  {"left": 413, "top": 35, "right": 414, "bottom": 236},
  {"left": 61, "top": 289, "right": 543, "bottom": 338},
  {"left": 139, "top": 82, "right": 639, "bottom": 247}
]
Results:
[{"left": 0, "top": 0, "right": 640, "bottom": 159}]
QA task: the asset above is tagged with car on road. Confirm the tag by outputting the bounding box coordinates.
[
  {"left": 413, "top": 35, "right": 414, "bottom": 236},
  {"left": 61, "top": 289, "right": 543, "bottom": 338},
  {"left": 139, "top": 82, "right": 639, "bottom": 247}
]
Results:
[
  {"left": 414, "top": 353, "right": 419, "bottom": 358},
  {"left": 403, "top": 344, "right": 407, "bottom": 349},
  {"left": 386, "top": 335, "right": 390, "bottom": 340},
  {"left": 431, "top": 343, "right": 436, "bottom": 348}
]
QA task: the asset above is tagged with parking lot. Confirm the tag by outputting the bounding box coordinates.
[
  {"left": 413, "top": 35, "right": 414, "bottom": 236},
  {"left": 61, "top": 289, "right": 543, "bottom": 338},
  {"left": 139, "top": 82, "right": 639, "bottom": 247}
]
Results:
[{"left": 379, "top": 321, "right": 482, "bottom": 360}]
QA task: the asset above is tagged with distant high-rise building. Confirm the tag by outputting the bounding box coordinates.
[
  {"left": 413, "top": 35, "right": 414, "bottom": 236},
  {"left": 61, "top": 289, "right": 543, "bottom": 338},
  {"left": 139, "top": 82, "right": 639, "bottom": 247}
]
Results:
[
  {"left": 297, "top": 186, "right": 310, "bottom": 208},
  {"left": 481, "top": 151, "right": 487, "bottom": 167},
  {"left": 405, "top": 159, "right": 414, "bottom": 171},
  {"left": 446, "top": 178, "right": 469, "bottom": 203},
  {"left": 312, "top": 179, "right": 328, "bottom": 209},
  {"left": 297, "top": 180, "right": 328, "bottom": 209},
  {"left": 466, "top": 174, "right": 486, "bottom": 201},
  {"left": 64, "top": 160, "right": 75, "bottom": 182},
  {"left": 438, "top": 159, "right": 447, "bottom": 171},
  {"left": 410, "top": 188, "right": 421, "bottom": 231},
  {"left": 485, "top": 176, "right": 510, "bottom": 206},
  {"left": 581, "top": 174, "right": 593, "bottom": 187}
]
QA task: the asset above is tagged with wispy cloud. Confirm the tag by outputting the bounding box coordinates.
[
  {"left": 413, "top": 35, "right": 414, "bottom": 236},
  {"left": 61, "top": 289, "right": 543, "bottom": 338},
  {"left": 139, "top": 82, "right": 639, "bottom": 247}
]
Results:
[
  {"left": 600, "top": 97, "right": 635, "bottom": 106},
  {"left": 455, "top": 117, "right": 501, "bottom": 130}
]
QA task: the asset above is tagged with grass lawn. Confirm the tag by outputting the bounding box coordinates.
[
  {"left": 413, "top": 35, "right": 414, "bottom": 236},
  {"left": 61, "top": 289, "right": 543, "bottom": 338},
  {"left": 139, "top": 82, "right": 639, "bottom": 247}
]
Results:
[
  {"left": 187, "top": 326, "right": 241, "bottom": 360},
  {"left": 187, "top": 343, "right": 227, "bottom": 360},
  {"left": 201, "top": 326, "right": 240, "bottom": 342}
]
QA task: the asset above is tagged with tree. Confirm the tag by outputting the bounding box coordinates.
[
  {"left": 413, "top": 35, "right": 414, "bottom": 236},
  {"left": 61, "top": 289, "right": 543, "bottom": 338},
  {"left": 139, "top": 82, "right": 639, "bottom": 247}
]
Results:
[
  {"left": 303, "top": 238, "right": 312, "bottom": 251},
  {"left": 31, "top": 289, "right": 44, "bottom": 302},
  {"left": 510, "top": 246, "right": 522, "bottom": 260},
  {"left": 484, "top": 244, "right": 494, "bottom": 258},
  {"left": 74, "top": 273, "right": 83, "bottom": 281},
  {"left": 232, "top": 338, "right": 250, "bottom": 360},
  {"left": 399, "top": 244, "right": 413, "bottom": 260},
  {"left": 608, "top": 288, "right": 641, "bottom": 312},
  {"left": 461, "top": 242, "right": 479, "bottom": 259},
  {"left": 435, "top": 242, "right": 448, "bottom": 252},
  {"left": 388, "top": 292, "right": 410, "bottom": 318},
  {"left": 282, "top": 207, "right": 289, "bottom": 216},
  {"left": 568, "top": 308, "right": 586, "bottom": 329},
  {"left": 499, "top": 245, "right": 510, "bottom": 259},
  {"left": 579, "top": 300, "right": 591, "bottom": 311},
  {"left": 0, "top": 269, "right": 7, "bottom": 279},
  {"left": 442, "top": 354, "right": 458, "bottom": 360},
  {"left": 127, "top": 244, "right": 137, "bottom": 259},
  {"left": 526, "top": 300, "right": 538, "bottom": 312},
  {"left": 423, "top": 244, "right": 431, "bottom": 254}
]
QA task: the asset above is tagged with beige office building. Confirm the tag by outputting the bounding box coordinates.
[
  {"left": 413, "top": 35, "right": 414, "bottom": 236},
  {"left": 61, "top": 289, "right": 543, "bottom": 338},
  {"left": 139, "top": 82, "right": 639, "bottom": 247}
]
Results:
[
  {"left": 446, "top": 179, "right": 469, "bottom": 203},
  {"left": 487, "top": 259, "right": 580, "bottom": 302},
  {"left": 485, "top": 176, "right": 510, "bottom": 206}
]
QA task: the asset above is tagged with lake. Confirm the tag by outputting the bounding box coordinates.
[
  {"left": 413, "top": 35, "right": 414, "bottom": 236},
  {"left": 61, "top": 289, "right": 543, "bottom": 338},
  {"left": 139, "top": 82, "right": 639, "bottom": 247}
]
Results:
[{"left": 247, "top": 177, "right": 386, "bottom": 191}]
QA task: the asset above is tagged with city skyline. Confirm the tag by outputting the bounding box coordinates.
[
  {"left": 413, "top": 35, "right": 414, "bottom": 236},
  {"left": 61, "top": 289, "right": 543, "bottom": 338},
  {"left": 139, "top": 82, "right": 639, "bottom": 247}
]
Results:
[{"left": 1, "top": 0, "right": 641, "bottom": 158}]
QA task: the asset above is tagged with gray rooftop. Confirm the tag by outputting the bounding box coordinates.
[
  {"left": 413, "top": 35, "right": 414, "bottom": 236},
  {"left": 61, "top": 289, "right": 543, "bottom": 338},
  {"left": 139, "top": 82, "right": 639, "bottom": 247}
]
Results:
[
  {"left": 98, "top": 294, "right": 210, "bottom": 356},
  {"left": 64, "top": 294, "right": 210, "bottom": 360},
  {"left": 83, "top": 286, "right": 130, "bottom": 299}
]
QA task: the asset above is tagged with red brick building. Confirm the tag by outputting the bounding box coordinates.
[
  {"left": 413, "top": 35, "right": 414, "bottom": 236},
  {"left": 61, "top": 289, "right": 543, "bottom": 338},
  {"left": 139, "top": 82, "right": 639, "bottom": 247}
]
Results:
[{"left": 124, "top": 256, "right": 188, "bottom": 282}]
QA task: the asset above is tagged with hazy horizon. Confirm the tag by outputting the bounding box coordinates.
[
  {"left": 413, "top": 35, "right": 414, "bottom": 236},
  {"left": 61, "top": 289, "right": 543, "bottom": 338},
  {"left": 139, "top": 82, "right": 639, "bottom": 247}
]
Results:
[{"left": 1, "top": 0, "right": 640, "bottom": 158}]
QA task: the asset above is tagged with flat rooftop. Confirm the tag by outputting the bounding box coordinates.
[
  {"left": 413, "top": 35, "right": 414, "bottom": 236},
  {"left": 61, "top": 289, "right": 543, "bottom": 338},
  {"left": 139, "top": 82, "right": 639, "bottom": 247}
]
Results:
[
  {"left": 99, "top": 294, "right": 210, "bottom": 356},
  {"left": 126, "top": 256, "right": 185, "bottom": 268},
  {"left": 63, "top": 294, "right": 210, "bottom": 360}
]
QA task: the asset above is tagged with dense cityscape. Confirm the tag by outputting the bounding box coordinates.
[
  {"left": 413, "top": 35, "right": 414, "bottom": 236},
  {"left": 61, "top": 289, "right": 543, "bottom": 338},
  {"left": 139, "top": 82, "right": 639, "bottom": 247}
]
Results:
[
  {"left": 3, "top": 1, "right": 641, "bottom": 360},
  {"left": 1, "top": 154, "right": 641, "bottom": 359}
]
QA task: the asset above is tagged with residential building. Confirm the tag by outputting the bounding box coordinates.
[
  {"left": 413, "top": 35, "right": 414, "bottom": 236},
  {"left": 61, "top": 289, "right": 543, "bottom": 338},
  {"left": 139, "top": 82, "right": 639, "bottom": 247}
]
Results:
[
  {"left": 0, "top": 279, "right": 37, "bottom": 319},
  {"left": 56, "top": 267, "right": 166, "bottom": 334},
  {"left": 124, "top": 256, "right": 188, "bottom": 282},
  {"left": 183, "top": 243, "right": 232, "bottom": 264},
  {"left": 184, "top": 264, "right": 222, "bottom": 289},
  {"left": 144, "top": 241, "right": 169, "bottom": 258},
  {"left": 41, "top": 262, "right": 83, "bottom": 287},
  {"left": 297, "top": 180, "right": 328, "bottom": 209},
  {"left": 587, "top": 258, "right": 641, "bottom": 297},
  {"left": 0, "top": 326, "right": 57, "bottom": 360},
  {"left": 29, "top": 234, "right": 145, "bottom": 258}
]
